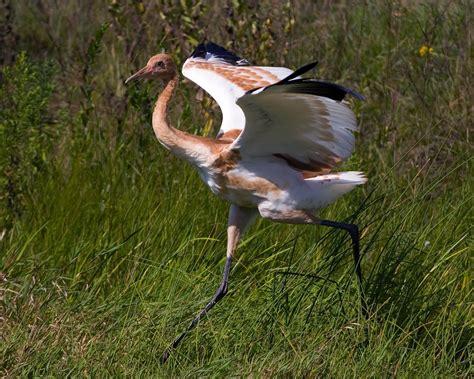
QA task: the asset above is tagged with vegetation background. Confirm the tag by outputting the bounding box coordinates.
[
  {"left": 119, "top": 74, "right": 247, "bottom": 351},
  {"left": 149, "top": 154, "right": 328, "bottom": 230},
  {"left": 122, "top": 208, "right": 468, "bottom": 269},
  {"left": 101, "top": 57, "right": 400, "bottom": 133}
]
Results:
[{"left": 0, "top": 0, "right": 472, "bottom": 376}]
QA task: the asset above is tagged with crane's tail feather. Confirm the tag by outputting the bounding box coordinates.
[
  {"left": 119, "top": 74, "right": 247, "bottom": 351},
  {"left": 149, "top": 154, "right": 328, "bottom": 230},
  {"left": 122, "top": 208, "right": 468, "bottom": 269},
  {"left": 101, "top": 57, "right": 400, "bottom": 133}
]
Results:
[
  {"left": 304, "top": 171, "right": 367, "bottom": 209},
  {"left": 305, "top": 171, "right": 367, "bottom": 184}
]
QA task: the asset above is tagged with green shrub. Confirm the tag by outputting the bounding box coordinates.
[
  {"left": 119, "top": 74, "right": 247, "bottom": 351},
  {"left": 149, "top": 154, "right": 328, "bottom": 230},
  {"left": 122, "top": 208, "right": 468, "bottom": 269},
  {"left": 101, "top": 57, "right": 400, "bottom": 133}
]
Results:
[{"left": 0, "top": 51, "right": 55, "bottom": 228}]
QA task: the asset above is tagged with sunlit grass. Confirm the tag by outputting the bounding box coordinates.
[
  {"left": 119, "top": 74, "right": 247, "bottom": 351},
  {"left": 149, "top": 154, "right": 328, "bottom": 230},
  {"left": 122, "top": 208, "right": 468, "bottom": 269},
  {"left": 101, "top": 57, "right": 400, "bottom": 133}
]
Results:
[{"left": 1, "top": 135, "right": 470, "bottom": 376}]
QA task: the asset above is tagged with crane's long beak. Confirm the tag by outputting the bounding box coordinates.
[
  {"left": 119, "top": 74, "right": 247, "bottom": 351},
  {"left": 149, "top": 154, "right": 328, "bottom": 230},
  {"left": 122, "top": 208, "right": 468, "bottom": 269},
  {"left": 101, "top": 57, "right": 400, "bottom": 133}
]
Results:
[{"left": 125, "top": 65, "right": 152, "bottom": 84}]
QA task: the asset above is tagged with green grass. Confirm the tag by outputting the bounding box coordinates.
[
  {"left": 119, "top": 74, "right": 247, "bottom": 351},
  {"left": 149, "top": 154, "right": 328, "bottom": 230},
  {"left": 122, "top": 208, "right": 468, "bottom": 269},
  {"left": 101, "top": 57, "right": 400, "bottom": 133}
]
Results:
[{"left": 1, "top": 1, "right": 472, "bottom": 377}]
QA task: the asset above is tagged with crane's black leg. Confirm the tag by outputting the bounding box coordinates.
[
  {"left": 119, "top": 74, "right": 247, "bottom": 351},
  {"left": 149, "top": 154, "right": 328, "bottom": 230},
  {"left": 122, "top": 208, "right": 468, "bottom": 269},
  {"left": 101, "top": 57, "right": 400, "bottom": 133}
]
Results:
[
  {"left": 320, "top": 220, "right": 367, "bottom": 318},
  {"left": 161, "top": 205, "right": 257, "bottom": 363},
  {"left": 161, "top": 257, "right": 232, "bottom": 363}
]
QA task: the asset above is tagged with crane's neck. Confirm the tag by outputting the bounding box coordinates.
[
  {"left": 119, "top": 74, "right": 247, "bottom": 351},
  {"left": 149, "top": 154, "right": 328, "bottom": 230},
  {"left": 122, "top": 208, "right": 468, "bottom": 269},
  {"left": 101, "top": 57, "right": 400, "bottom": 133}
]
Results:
[
  {"left": 152, "top": 73, "right": 182, "bottom": 152},
  {"left": 152, "top": 73, "right": 211, "bottom": 166}
]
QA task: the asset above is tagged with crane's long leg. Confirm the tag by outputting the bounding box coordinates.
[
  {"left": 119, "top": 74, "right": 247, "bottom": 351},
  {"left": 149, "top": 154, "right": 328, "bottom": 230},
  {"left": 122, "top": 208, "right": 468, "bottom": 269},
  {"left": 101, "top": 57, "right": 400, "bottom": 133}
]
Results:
[
  {"left": 161, "top": 205, "right": 257, "bottom": 363},
  {"left": 319, "top": 219, "right": 367, "bottom": 318},
  {"left": 257, "top": 207, "right": 367, "bottom": 317}
]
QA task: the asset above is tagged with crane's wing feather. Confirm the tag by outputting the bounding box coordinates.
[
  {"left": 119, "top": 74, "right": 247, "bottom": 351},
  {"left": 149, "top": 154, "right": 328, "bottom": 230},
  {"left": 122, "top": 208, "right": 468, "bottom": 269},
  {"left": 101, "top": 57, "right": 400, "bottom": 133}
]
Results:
[
  {"left": 182, "top": 42, "right": 294, "bottom": 138},
  {"left": 229, "top": 77, "right": 364, "bottom": 174}
]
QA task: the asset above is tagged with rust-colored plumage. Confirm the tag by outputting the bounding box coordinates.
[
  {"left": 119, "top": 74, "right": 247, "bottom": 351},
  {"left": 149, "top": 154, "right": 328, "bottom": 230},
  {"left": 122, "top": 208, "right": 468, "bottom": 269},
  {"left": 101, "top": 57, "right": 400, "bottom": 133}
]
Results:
[{"left": 184, "top": 60, "right": 279, "bottom": 91}]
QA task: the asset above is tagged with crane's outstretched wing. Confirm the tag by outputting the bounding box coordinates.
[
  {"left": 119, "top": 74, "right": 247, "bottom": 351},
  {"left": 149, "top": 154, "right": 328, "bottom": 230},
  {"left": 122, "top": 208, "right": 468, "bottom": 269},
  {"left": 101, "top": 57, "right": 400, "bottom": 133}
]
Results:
[
  {"left": 182, "top": 42, "right": 294, "bottom": 139},
  {"left": 229, "top": 75, "right": 365, "bottom": 175}
]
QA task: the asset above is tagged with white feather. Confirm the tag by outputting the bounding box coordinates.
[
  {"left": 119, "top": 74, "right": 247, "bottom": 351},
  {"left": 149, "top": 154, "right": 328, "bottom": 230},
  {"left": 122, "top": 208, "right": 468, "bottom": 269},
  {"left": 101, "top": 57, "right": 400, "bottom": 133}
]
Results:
[
  {"left": 182, "top": 58, "right": 294, "bottom": 136},
  {"left": 231, "top": 89, "right": 359, "bottom": 171},
  {"left": 303, "top": 171, "right": 367, "bottom": 209},
  {"left": 183, "top": 62, "right": 246, "bottom": 133}
]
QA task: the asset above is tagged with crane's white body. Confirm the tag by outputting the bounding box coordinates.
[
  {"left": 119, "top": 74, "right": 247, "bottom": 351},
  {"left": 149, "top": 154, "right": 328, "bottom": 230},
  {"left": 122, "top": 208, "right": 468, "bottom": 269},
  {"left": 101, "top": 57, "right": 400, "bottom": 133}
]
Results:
[
  {"left": 182, "top": 47, "right": 366, "bottom": 220},
  {"left": 199, "top": 154, "right": 365, "bottom": 221}
]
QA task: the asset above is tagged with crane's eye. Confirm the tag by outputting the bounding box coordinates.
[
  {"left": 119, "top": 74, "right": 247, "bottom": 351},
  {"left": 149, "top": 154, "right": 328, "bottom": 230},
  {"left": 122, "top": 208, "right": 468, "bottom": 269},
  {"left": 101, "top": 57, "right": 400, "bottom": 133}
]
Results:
[{"left": 154, "top": 61, "right": 165, "bottom": 68}]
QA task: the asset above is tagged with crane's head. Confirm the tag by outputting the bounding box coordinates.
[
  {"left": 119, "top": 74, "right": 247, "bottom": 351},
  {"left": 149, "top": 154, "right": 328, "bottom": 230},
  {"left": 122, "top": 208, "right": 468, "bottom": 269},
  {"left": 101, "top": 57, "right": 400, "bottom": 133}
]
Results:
[{"left": 125, "top": 53, "right": 177, "bottom": 84}]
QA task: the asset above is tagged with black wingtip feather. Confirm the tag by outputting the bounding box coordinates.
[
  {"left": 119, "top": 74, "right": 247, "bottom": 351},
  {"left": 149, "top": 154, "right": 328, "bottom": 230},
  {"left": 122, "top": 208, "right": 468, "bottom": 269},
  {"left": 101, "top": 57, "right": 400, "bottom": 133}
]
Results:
[
  {"left": 285, "top": 79, "right": 365, "bottom": 101},
  {"left": 306, "top": 80, "right": 365, "bottom": 101},
  {"left": 280, "top": 61, "right": 318, "bottom": 83},
  {"left": 190, "top": 43, "right": 207, "bottom": 59},
  {"left": 190, "top": 42, "right": 250, "bottom": 66},
  {"left": 269, "top": 61, "right": 364, "bottom": 101},
  {"left": 248, "top": 79, "right": 365, "bottom": 102}
]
